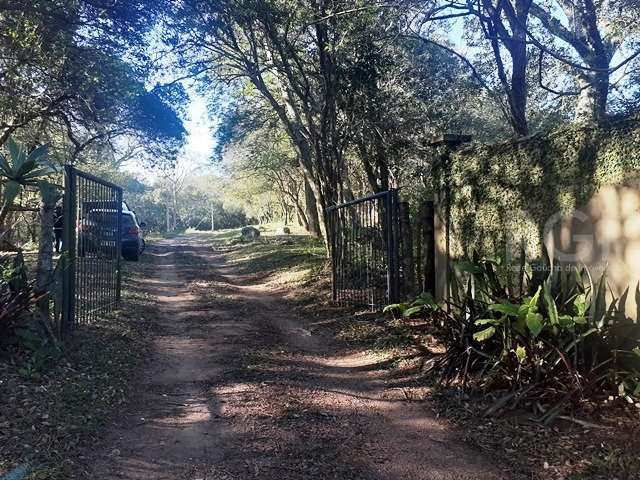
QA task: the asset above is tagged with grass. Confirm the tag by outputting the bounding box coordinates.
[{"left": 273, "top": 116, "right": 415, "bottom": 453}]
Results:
[{"left": 193, "top": 223, "right": 328, "bottom": 286}]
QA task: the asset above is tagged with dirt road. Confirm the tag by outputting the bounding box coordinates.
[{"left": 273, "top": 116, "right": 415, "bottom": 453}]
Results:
[{"left": 90, "top": 235, "right": 507, "bottom": 480}]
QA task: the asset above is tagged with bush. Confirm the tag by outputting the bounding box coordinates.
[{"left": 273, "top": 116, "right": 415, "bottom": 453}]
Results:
[
  {"left": 0, "top": 263, "right": 39, "bottom": 350},
  {"left": 386, "top": 253, "right": 640, "bottom": 422}
]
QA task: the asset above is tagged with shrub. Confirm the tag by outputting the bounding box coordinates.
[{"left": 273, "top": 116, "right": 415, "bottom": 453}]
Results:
[
  {"left": 0, "top": 264, "right": 39, "bottom": 349},
  {"left": 386, "top": 254, "right": 640, "bottom": 421}
]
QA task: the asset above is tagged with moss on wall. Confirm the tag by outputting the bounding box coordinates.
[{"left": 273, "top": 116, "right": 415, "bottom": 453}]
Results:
[{"left": 436, "top": 116, "right": 640, "bottom": 261}]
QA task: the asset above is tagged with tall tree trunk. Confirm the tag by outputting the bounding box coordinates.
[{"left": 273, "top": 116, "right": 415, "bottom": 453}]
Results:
[
  {"left": 35, "top": 183, "right": 59, "bottom": 342},
  {"left": 575, "top": 69, "right": 609, "bottom": 124},
  {"left": 507, "top": 39, "right": 528, "bottom": 136},
  {"left": 508, "top": 0, "right": 530, "bottom": 136},
  {"left": 171, "top": 183, "right": 178, "bottom": 230},
  {"left": 295, "top": 200, "right": 309, "bottom": 231},
  {"left": 529, "top": 1, "right": 615, "bottom": 126},
  {"left": 482, "top": 0, "right": 531, "bottom": 136},
  {"left": 304, "top": 177, "right": 321, "bottom": 237}
]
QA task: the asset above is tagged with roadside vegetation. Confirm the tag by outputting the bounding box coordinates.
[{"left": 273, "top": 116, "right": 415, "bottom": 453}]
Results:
[
  {"left": 0, "top": 263, "right": 156, "bottom": 479},
  {"left": 198, "top": 224, "right": 327, "bottom": 295}
]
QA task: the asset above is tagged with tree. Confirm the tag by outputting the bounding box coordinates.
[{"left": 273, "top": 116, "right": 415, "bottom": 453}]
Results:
[
  {"left": 0, "top": 0, "right": 185, "bottom": 165},
  {"left": 171, "top": 0, "right": 355, "bottom": 245},
  {"left": 214, "top": 91, "right": 321, "bottom": 234},
  {"left": 411, "top": 0, "right": 640, "bottom": 131},
  {"left": 0, "top": 140, "right": 55, "bottom": 250},
  {"left": 528, "top": 0, "right": 639, "bottom": 124}
]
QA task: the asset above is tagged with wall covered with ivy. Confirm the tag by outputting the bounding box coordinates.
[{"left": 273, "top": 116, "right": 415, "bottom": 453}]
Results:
[{"left": 436, "top": 116, "right": 640, "bottom": 262}]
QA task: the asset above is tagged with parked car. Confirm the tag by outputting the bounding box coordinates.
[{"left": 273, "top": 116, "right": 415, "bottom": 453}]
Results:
[{"left": 77, "top": 209, "right": 146, "bottom": 261}]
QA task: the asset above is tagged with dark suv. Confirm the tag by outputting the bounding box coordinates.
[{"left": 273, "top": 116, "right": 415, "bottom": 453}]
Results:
[{"left": 78, "top": 210, "right": 146, "bottom": 261}]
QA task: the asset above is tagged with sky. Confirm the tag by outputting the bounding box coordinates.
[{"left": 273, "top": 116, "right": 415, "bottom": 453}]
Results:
[{"left": 122, "top": 88, "right": 217, "bottom": 183}]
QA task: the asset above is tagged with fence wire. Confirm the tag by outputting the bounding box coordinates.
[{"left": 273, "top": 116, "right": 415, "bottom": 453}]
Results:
[
  {"left": 62, "top": 166, "right": 122, "bottom": 329},
  {"left": 328, "top": 190, "right": 400, "bottom": 309}
]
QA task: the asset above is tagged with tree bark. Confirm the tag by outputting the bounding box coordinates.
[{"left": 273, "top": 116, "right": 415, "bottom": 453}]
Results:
[
  {"left": 481, "top": 0, "right": 531, "bottom": 136},
  {"left": 529, "top": 0, "right": 616, "bottom": 125},
  {"left": 574, "top": 69, "right": 609, "bottom": 124},
  {"left": 304, "top": 177, "right": 321, "bottom": 237},
  {"left": 35, "top": 183, "right": 58, "bottom": 341}
]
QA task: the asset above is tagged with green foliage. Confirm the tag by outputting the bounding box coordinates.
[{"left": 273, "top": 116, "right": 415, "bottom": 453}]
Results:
[
  {"left": 0, "top": 2, "right": 184, "bottom": 169},
  {"left": 0, "top": 269, "right": 38, "bottom": 348},
  {"left": 383, "top": 292, "right": 438, "bottom": 318},
  {"left": 390, "top": 253, "right": 640, "bottom": 420},
  {"left": 434, "top": 117, "right": 640, "bottom": 260},
  {"left": 0, "top": 139, "right": 55, "bottom": 203}
]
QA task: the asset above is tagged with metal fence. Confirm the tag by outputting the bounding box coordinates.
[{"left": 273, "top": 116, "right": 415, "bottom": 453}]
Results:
[
  {"left": 61, "top": 166, "right": 123, "bottom": 331},
  {"left": 327, "top": 189, "right": 400, "bottom": 309}
]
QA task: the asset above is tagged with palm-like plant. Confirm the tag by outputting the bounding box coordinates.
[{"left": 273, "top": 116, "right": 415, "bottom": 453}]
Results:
[{"left": 0, "top": 139, "right": 56, "bottom": 246}]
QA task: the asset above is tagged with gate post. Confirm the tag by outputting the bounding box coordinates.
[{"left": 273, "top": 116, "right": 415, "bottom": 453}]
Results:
[
  {"left": 399, "top": 201, "right": 415, "bottom": 296},
  {"left": 329, "top": 208, "right": 338, "bottom": 302},
  {"left": 421, "top": 200, "right": 436, "bottom": 295},
  {"left": 386, "top": 189, "right": 400, "bottom": 303},
  {"left": 61, "top": 165, "right": 77, "bottom": 334},
  {"left": 116, "top": 188, "right": 123, "bottom": 305}
]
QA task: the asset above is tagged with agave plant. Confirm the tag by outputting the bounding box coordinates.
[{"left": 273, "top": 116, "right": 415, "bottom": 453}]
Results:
[
  {"left": 0, "top": 139, "right": 56, "bottom": 251},
  {"left": 0, "top": 138, "right": 56, "bottom": 228}
]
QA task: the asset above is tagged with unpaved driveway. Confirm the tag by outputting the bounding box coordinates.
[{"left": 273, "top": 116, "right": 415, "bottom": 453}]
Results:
[{"left": 90, "top": 235, "right": 507, "bottom": 480}]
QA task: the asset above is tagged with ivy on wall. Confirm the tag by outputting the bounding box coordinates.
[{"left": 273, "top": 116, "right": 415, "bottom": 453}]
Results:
[{"left": 434, "top": 116, "right": 640, "bottom": 261}]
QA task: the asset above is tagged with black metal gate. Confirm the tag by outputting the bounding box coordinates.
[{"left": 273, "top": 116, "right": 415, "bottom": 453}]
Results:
[
  {"left": 327, "top": 189, "right": 400, "bottom": 309},
  {"left": 61, "top": 166, "right": 123, "bottom": 330}
]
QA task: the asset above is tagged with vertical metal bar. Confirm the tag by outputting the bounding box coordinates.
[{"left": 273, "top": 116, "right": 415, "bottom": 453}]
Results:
[
  {"left": 385, "top": 190, "right": 398, "bottom": 304},
  {"left": 110, "top": 187, "right": 116, "bottom": 310},
  {"left": 61, "top": 166, "right": 77, "bottom": 335},
  {"left": 88, "top": 178, "right": 93, "bottom": 324},
  {"left": 356, "top": 203, "right": 365, "bottom": 303},
  {"left": 116, "top": 187, "right": 123, "bottom": 305},
  {"left": 95, "top": 181, "right": 100, "bottom": 320},
  {"left": 92, "top": 179, "right": 98, "bottom": 323},
  {"left": 98, "top": 182, "right": 105, "bottom": 316},
  {"left": 392, "top": 189, "right": 400, "bottom": 302},
  {"left": 339, "top": 209, "right": 344, "bottom": 305},
  {"left": 342, "top": 207, "right": 347, "bottom": 305},
  {"left": 103, "top": 183, "right": 109, "bottom": 312},
  {"left": 89, "top": 177, "right": 94, "bottom": 321},
  {"left": 377, "top": 197, "right": 383, "bottom": 308},
  {"left": 367, "top": 200, "right": 373, "bottom": 309},
  {"left": 353, "top": 204, "right": 357, "bottom": 305},
  {"left": 113, "top": 187, "right": 117, "bottom": 307},
  {"left": 78, "top": 175, "right": 83, "bottom": 325},
  {"left": 330, "top": 209, "right": 337, "bottom": 302},
  {"left": 349, "top": 205, "right": 355, "bottom": 305},
  {"left": 96, "top": 181, "right": 102, "bottom": 320}
]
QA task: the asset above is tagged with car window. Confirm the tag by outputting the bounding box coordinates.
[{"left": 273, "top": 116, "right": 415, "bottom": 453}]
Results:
[
  {"left": 86, "top": 211, "right": 136, "bottom": 229},
  {"left": 122, "top": 215, "right": 135, "bottom": 228},
  {"left": 87, "top": 211, "right": 117, "bottom": 225}
]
